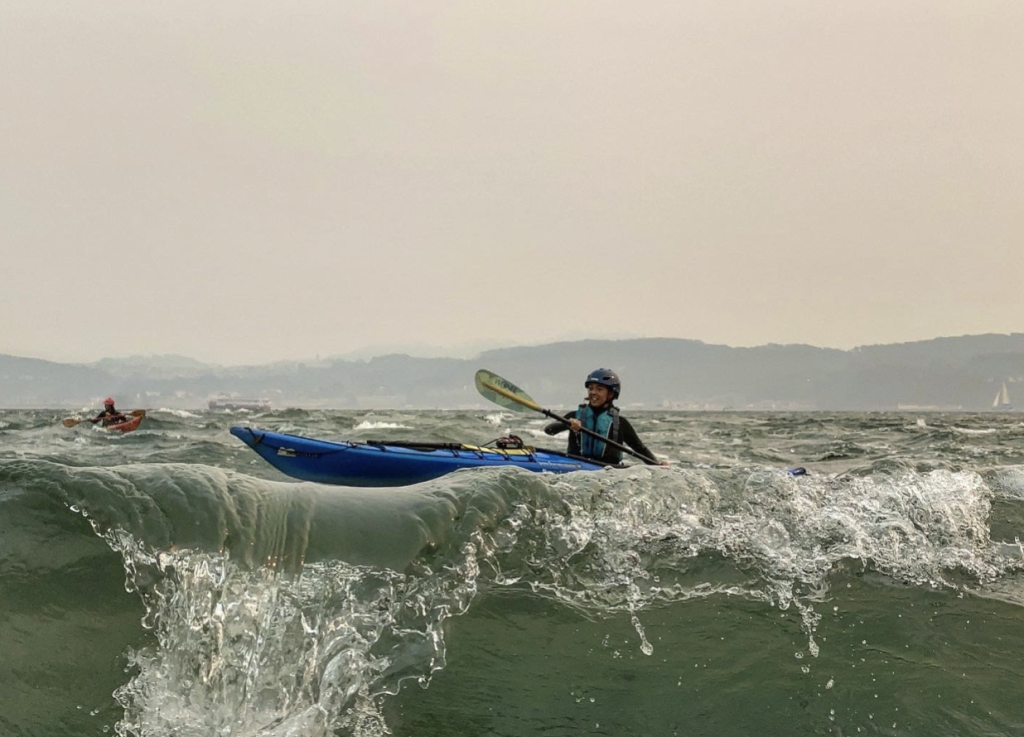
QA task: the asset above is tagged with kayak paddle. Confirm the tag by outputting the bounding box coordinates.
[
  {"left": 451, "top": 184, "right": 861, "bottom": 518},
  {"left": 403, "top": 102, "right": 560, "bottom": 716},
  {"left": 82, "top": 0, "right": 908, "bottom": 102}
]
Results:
[
  {"left": 474, "top": 369, "right": 659, "bottom": 465},
  {"left": 62, "top": 409, "right": 146, "bottom": 428}
]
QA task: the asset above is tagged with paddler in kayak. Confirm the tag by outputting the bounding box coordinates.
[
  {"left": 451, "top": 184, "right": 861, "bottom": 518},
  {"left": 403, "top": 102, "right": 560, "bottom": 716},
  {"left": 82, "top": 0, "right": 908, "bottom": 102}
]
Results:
[
  {"left": 544, "top": 368, "right": 666, "bottom": 465},
  {"left": 89, "top": 397, "right": 128, "bottom": 427}
]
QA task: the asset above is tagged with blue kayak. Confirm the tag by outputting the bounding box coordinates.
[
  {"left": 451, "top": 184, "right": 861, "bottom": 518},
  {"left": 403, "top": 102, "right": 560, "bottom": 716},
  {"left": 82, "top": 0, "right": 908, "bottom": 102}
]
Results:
[{"left": 230, "top": 426, "right": 607, "bottom": 487}]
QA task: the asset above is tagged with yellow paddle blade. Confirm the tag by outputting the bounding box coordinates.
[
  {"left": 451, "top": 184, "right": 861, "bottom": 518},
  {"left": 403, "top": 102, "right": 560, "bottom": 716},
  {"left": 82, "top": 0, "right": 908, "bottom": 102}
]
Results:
[
  {"left": 62, "top": 418, "right": 80, "bottom": 428},
  {"left": 474, "top": 369, "right": 542, "bottom": 413}
]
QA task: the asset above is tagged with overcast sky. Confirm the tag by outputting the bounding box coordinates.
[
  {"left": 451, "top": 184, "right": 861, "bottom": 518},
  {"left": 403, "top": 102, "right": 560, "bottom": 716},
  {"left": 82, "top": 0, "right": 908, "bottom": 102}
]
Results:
[{"left": 2, "top": 0, "right": 1021, "bottom": 365}]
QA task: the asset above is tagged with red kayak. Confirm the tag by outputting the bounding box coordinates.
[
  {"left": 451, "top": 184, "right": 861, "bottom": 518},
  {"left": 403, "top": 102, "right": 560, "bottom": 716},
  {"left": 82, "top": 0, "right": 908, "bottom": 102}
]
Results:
[{"left": 106, "top": 414, "right": 144, "bottom": 433}]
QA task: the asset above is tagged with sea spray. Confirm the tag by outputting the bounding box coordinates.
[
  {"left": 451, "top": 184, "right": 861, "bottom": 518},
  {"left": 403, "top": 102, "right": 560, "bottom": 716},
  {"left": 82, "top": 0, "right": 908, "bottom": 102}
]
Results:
[{"left": 89, "top": 462, "right": 1015, "bottom": 736}]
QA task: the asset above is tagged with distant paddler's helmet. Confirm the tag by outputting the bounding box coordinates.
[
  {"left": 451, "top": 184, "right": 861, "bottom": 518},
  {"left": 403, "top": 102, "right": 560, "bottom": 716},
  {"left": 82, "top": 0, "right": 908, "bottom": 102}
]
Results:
[
  {"left": 104, "top": 397, "right": 116, "bottom": 407},
  {"left": 585, "top": 368, "right": 621, "bottom": 399}
]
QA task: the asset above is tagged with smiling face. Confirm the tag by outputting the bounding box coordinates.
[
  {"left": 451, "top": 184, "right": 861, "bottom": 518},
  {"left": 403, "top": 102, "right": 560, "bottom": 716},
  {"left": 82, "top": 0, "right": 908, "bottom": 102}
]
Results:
[{"left": 586, "top": 382, "right": 613, "bottom": 408}]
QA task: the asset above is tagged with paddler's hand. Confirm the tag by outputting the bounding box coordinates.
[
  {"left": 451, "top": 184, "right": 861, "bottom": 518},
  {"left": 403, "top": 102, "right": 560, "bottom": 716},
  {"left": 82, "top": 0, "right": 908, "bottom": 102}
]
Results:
[{"left": 568, "top": 418, "right": 582, "bottom": 433}]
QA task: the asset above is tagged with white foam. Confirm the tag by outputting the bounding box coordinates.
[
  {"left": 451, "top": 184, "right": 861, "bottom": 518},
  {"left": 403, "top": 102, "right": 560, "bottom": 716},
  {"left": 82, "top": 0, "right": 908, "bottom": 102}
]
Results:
[
  {"left": 156, "top": 408, "right": 201, "bottom": 419},
  {"left": 354, "top": 421, "right": 412, "bottom": 431},
  {"left": 987, "top": 467, "right": 1024, "bottom": 499},
  {"left": 484, "top": 412, "right": 510, "bottom": 426}
]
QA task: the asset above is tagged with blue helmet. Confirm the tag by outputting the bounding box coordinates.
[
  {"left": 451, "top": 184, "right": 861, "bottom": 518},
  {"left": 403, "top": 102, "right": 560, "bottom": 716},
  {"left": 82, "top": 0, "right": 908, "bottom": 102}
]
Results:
[{"left": 585, "top": 368, "right": 621, "bottom": 399}]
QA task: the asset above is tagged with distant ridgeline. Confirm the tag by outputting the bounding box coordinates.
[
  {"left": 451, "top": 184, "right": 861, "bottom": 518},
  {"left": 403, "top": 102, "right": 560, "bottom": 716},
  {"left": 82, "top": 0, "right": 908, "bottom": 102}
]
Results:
[{"left": 2, "top": 334, "right": 1023, "bottom": 410}]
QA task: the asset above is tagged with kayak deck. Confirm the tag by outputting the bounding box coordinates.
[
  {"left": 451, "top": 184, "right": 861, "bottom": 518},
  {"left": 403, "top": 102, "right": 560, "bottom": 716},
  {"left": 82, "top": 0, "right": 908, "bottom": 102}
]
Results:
[{"left": 230, "top": 426, "right": 607, "bottom": 487}]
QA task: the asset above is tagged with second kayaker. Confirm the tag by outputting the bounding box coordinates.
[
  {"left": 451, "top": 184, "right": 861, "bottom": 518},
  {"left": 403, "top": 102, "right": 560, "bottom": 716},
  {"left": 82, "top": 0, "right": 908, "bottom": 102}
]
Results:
[
  {"left": 90, "top": 397, "right": 128, "bottom": 427},
  {"left": 544, "top": 368, "right": 665, "bottom": 465}
]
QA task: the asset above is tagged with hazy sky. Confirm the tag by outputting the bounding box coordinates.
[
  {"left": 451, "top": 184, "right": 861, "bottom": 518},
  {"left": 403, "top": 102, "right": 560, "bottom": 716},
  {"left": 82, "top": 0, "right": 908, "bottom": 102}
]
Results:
[{"left": 2, "top": 0, "right": 1022, "bottom": 364}]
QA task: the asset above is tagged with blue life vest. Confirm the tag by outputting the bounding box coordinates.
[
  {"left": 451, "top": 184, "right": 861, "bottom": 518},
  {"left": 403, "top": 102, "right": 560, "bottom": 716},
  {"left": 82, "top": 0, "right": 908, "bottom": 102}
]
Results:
[{"left": 574, "top": 404, "right": 621, "bottom": 462}]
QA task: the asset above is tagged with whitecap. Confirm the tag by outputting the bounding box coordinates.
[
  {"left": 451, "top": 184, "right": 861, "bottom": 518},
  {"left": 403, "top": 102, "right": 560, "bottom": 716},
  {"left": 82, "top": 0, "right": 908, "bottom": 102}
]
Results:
[
  {"left": 354, "top": 421, "right": 412, "bottom": 431},
  {"left": 156, "top": 408, "right": 201, "bottom": 419}
]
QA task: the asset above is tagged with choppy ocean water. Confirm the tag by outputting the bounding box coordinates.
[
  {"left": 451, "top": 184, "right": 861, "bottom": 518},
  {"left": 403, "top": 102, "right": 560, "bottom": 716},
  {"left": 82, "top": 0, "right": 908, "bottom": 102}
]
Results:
[{"left": 2, "top": 408, "right": 1024, "bottom": 736}]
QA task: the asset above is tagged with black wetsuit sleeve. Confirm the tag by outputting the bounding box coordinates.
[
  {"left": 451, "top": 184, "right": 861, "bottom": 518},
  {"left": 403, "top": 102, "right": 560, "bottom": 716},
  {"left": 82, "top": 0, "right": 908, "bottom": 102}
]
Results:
[
  {"left": 544, "top": 411, "right": 576, "bottom": 436},
  {"left": 618, "top": 417, "right": 659, "bottom": 465},
  {"left": 94, "top": 409, "right": 127, "bottom": 425}
]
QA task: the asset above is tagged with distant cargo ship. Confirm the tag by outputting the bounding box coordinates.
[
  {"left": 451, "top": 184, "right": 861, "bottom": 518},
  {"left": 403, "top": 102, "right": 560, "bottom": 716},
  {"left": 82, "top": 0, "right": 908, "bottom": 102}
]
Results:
[{"left": 208, "top": 397, "right": 271, "bottom": 411}]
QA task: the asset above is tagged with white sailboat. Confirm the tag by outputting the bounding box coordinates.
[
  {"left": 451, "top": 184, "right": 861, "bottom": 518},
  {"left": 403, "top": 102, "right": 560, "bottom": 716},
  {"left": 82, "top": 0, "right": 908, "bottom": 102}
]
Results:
[{"left": 992, "top": 382, "right": 1012, "bottom": 411}]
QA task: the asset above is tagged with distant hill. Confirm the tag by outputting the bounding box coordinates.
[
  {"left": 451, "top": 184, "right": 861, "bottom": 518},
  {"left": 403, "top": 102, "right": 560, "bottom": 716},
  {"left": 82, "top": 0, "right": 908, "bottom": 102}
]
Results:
[
  {"left": 2, "top": 334, "right": 1023, "bottom": 410},
  {"left": 0, "top": 355, "right": 114, "bottom": 408},
  {"left": 92, "top": 354, "right": 216, "bottom": 379}
]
